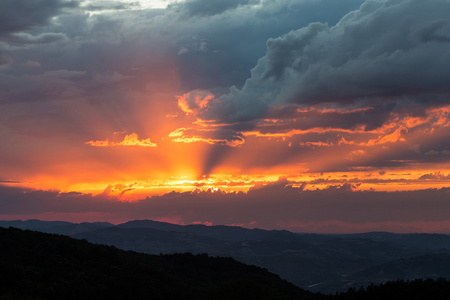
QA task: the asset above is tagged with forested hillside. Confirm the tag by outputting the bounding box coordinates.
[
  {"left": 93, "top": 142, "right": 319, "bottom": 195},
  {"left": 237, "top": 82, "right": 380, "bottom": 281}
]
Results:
[{"left": 0, "top": 227, "right": 312, "bottom": 300}]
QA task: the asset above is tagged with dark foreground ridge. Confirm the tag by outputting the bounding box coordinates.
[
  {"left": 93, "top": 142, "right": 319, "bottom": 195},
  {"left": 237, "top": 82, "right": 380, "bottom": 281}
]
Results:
[{"left": 0, "top": 227, "right": 312, "bottom": 300}]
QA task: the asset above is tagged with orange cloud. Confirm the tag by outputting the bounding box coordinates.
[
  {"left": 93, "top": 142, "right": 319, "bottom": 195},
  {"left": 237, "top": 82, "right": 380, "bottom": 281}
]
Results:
[
  {"left": 168, "top": 128, "right": 244, "bottom": 147},
  {"left": 243, "top": 105, "right": 450, "bottom": 150},
  {"left": 362, "top": 126, "right": 407, "bottom": 146},
  {"left": 243, "top": 127, "right": 360, "bottom": 138},
  {"left": 419, "top": 172, "right": 450, "bottom": 180},
  {"left": 177, "top": 89, "right": 214, "bottom": 115},
  {"left": 86, "top": 133, "right": 157, "bottom": 147},
  {"left": 102, "top": 183, "right": 137, "bottom": 199}
]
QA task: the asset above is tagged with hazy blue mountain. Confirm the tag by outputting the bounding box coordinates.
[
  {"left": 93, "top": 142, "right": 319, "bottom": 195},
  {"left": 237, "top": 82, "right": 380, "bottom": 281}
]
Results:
[
  {"left": 330, "top": 232, "right": 450, "bottom": 252},
  {"left": 0, "top": 219, "right": 114, "bottom": 235},
  {"left": 0, "top": 219, "right": 73, "bottom": 231},
  {"left": 117, "top": 219, "right": 300, "bottom": 242},
  {"left": 116, "top": 219, "right": 185, "bottom": 231},
  {"left": 73, "top": 227, "right": 229, "bottom": 254}
]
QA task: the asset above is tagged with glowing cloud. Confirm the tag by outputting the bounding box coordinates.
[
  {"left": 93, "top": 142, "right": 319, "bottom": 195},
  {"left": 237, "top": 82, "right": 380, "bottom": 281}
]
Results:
[
  {"left": 169, "top": 128, "right": 244, "bottom": 147},
  {"left": 177, "top": 89, "right": 214, "bottom": 115},
  {"left": 86, "top": 133, "right": 157, "bottom": 148}
]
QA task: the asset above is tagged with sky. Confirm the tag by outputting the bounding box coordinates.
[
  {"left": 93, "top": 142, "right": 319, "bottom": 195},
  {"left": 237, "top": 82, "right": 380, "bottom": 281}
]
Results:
[{"left": 1, "top": 0, "right": 450, "bottom": 233}]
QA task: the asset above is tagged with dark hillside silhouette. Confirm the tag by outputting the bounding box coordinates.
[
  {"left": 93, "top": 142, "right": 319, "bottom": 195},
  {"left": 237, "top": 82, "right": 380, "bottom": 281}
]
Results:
[{"left": 0, "top": 227, "right": 312, "bottom": 300}]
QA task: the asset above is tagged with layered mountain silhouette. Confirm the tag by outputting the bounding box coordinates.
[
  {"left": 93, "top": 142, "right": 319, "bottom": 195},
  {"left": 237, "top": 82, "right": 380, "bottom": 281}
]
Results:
[{"left": 2, "top": 219, "right": 450, "bottom": 294}]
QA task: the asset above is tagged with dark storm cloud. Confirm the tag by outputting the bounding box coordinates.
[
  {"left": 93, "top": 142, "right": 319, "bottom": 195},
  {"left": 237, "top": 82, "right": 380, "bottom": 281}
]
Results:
[
  {"left": 202, "top": 0, "right": 450, "bottom": 123},
  {"left": 170, "top": 0, "right": 365, "bottom": 91},
  {"left": 0, "top": 0, "right": 77, "bottom": 79},
  {"left": 419, "top": 19, "right": 450, "bottom": 43},
  {"left": 0, "top": 0, "right": 78, "bottom": 37},
  {"left": 0, "top": 0, "right": 366, "bottom": 94}
]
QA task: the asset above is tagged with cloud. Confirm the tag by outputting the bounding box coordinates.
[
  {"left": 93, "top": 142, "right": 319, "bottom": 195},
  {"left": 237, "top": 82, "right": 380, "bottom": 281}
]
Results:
[
  {"left": 86, "top": 133, "right": 157, "bottom": 147},
  {"left": 0, "top": 70, "right": 85, "bottom": 104},
  {"left": 25, "top": 61, "right": 42, "bottom": 68},
  {"left": 0, "top": 0, "right": 366, "bottom": 107},
  {"left": 169, "top": 127, "right": 245, "bottom": 147},
  {"left": 101, "top": 183, "right": 137, "bottom": 198},
  {"left": 169, "top": 0, "right": 260, "bottom": 18},
  {"left": 168, "top": 0, "right": 366, "bottom": 91},
  {"left": 0, "top": 186, "right": 120, "bottom": 215},
  {"left": 175, "top": 0, "right": 450, "bottom": 174},
  {"left": 183, "top": 103, "right": 450, "bottom": 174},
  {"left": 0, "top": 0, "right": 78, "bottom": 37},
  {"left": 419, "top": 172, "right": 450, "bottom": 180},
  {"left": 0, "top": 52, "right": 13, "bottom": 69},
  {"left": 177, "top": 89, "right": 215, "bottom": 115},
  {"left": 0, "top": 0, "right": 76, "bottom": 76},
  {"left": 81, "top": 1, "right": 141, "bottom": 11},
  {"left": 201, "top": 0, "right": 450, "bottom": 123},
  {"left": 5, "top": 32, "right": 67, "bottom": 45},
  {"left": 0, "top": 180, "right": 22, "bottom": 184},
  {"left": 425, "top": 149, "right": 450, "bottom": 156}
]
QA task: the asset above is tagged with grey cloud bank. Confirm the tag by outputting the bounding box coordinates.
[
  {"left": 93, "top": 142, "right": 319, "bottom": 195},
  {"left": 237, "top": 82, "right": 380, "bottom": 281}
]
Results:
[
  {"left": 0, "top": 0, "right": 77, "bottom": 37},
  {"left": 202, "top": 0, "right": 450, "bottom": 123},
  {"left": 0, "top": 0, "right": 365, "bottom": 98}
]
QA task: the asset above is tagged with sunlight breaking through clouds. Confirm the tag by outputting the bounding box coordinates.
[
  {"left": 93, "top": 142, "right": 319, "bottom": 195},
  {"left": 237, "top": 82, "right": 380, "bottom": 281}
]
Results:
[{"left": 1, "top": 0, "right": 450, "bottom": 232}]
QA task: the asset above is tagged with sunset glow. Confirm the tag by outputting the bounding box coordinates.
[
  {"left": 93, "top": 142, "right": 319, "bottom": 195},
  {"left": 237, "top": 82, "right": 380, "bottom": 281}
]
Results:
[{"left": 1, "top": 0, "right": 450, "bottom": 233}]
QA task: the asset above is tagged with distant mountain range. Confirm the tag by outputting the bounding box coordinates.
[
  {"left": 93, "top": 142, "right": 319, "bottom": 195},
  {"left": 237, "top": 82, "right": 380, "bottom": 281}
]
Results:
[{"left": 2, "top": 219, "right": 450, "bottom": 294}]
